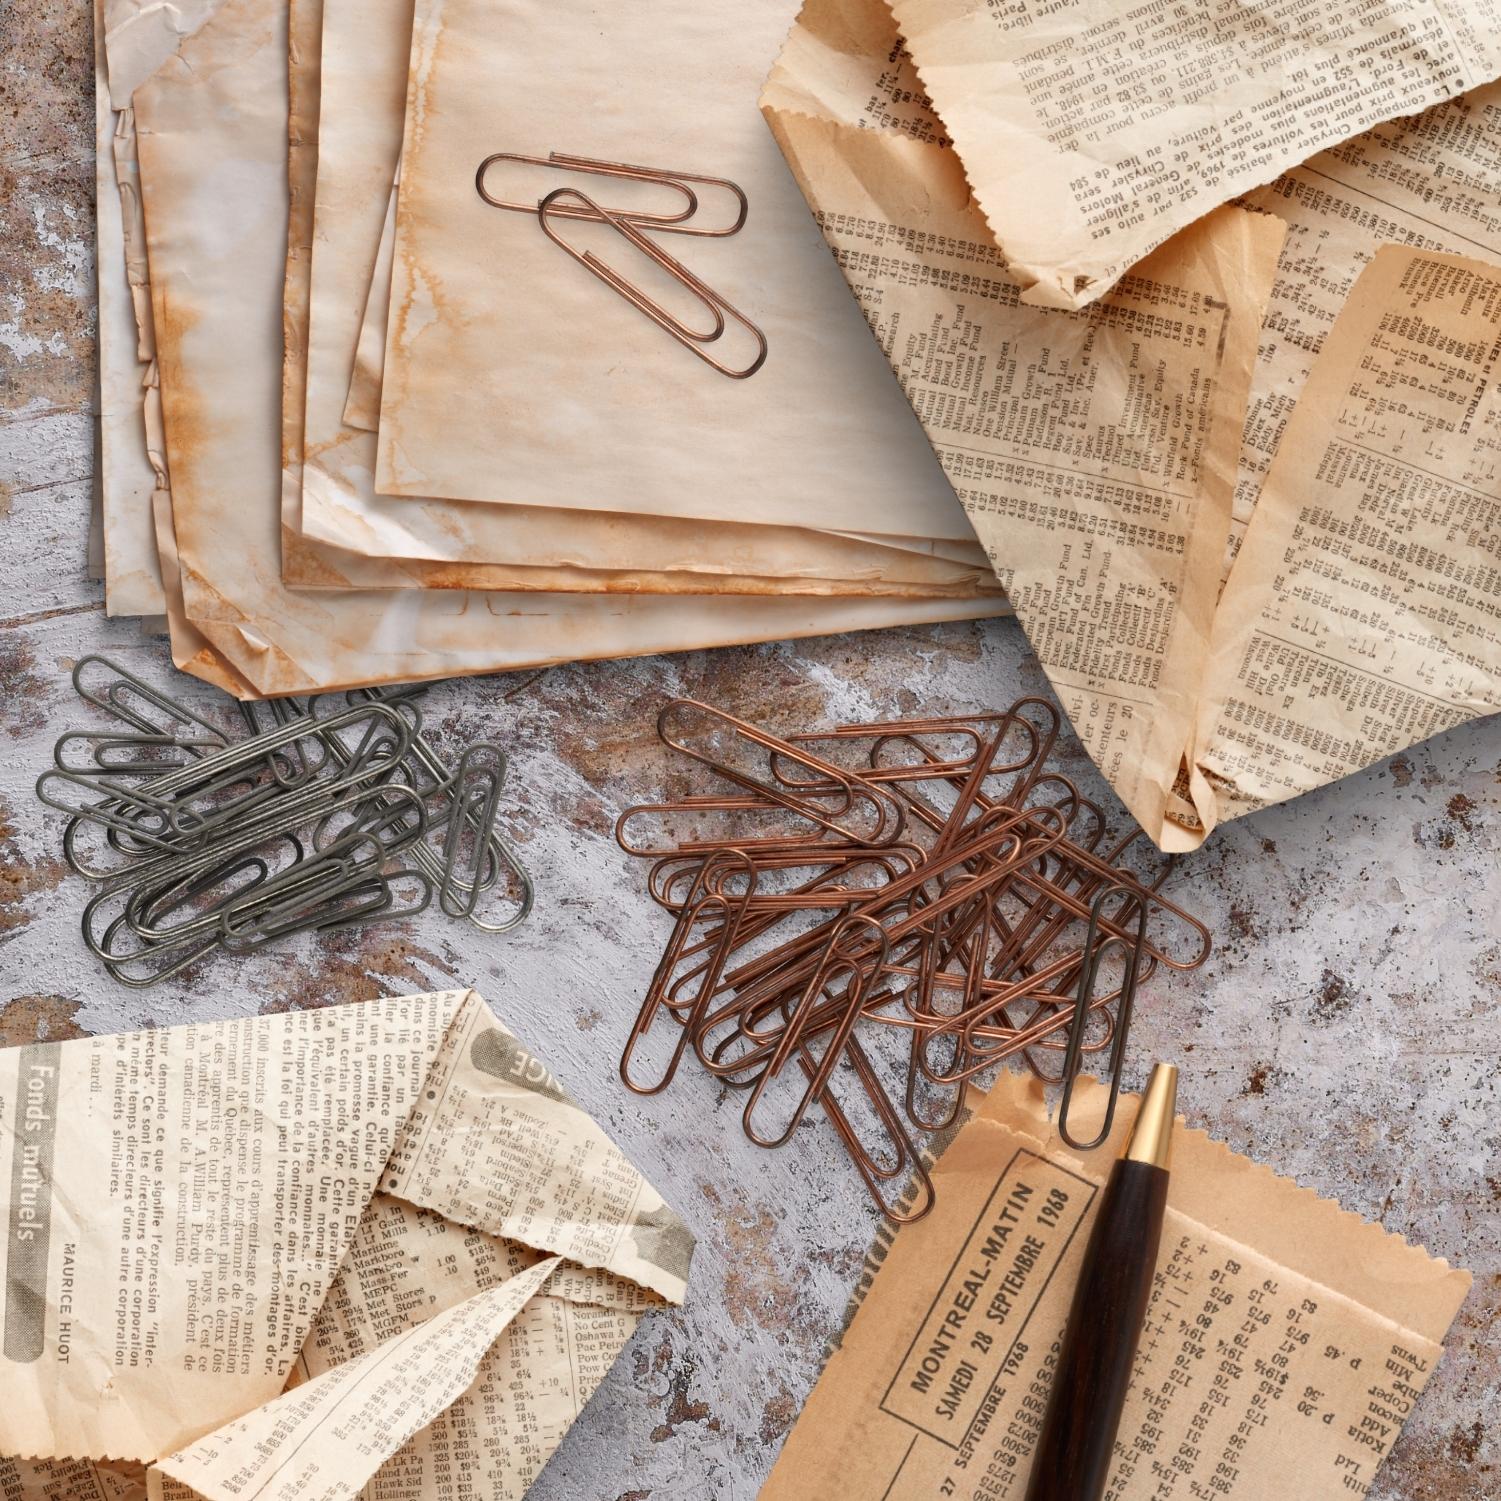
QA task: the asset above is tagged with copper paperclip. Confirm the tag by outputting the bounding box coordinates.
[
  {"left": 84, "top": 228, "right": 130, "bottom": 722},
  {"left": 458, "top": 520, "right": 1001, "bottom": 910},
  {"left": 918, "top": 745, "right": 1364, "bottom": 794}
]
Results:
[
  {"left": 476, "top": 151, "right": 748, "bottom": 236},
  {"left": 539, "top": 188, "right": 768, "bottom": 379}
]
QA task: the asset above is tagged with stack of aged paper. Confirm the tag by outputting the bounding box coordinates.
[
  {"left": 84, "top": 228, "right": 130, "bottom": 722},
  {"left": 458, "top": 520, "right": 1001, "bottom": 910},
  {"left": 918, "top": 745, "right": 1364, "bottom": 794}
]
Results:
[
  {"left": 92, "top": 0, "right": 1010, "bottom": 700},
  {"left": 762, "top": 1072, "right": 1471, "bottom": 1501},
  {"left": 0, "top": 989, "right": 690, "bottom": 1501},
  {"left": 763, "top": 0, "right": 1501, "bottom": 847},
  {"left": 93, "top": 0, "right": 1499, "bottom": 847}
]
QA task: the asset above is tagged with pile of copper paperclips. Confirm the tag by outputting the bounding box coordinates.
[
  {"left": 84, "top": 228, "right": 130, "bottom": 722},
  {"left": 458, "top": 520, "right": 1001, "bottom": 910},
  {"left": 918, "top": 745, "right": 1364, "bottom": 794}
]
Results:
[
  {"left": 36, "top": 657, "right": 532, "bottom": 986},
  {"left": 616, "top": 698, "right": 1211, "bottom": 1222},
  {"left": 475, "top": 150, "right": 767, "bottom": 379}
]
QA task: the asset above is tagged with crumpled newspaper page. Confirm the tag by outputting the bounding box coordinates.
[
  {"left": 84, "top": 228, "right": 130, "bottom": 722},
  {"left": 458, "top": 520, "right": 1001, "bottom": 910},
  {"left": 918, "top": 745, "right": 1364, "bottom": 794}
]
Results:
[
  {"left": 763, "top": 0, "right": 1286, "bottom": 846},
  {"left": 761, "top": 1072, "right": 1471, "bottom": 1500},
  {"left": 764, "top": 0, "right": 1501, "bottom": 848},
  {"left": 0, "top": 990, "right": 691, "bottom": 1501},
  {"left": 886, "top": 0, "right": 1501, "bottom": 309}
]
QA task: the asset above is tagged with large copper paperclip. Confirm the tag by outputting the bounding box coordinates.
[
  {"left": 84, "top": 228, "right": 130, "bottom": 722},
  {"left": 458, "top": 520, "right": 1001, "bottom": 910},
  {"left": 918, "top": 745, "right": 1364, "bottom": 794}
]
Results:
[
  {"left": 475, "top": 151, "right": 748, "bottom": 236},
  {"left": 538, "top": 188, "right": 768, "bottom": 379}
]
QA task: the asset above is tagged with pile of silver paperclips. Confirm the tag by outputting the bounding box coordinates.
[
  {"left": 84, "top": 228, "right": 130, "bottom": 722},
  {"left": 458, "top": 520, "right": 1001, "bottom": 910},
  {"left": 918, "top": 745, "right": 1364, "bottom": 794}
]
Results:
[
  {"left": 476, "top": 150, "right": 768, "bottom": 379},
  {"left": 36, "top": 657, "right": 532, "bottom": 985},
  {"left": 616, "top": 698, "right": 1211, "bottom": 1222}
]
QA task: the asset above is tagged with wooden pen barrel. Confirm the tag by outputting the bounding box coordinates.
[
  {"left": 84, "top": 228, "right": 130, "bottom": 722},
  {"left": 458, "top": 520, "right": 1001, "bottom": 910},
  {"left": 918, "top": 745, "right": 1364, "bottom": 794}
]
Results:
[{"left": 1023, "top": 1158, "right": 1169, "bottom": 1501}]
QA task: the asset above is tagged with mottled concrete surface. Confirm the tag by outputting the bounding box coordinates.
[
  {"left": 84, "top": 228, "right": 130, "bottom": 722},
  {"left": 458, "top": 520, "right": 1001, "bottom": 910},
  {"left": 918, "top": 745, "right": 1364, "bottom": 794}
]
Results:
[{"left": 1, "top": 5, "right": 1498, "bottom": 1499}]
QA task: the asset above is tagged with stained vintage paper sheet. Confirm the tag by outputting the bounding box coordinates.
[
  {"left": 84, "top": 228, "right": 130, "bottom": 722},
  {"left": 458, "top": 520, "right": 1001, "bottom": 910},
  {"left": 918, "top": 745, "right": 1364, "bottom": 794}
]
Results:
[
  {"left": 762, "top": 1073, "right": 1471, "bottom": 1501},
  {"left": 886, "top": 0, "right": 1501, "bottom": 310},
  {"left": 94, "top": 0, "right": 165, "bottom": 619},
  {"left": 372, "top": 0, "right": 983, "bottom": 545},
  {"left": 1194, "top": 245, "right": 1501, "bottom": 829},
  {"left": 292, "top": 0, "right": 998, "bottom": 598},
  {"left": 338, "top": 172, "right": 999, "bottom": 584},
  {"left": 764, "top": 0, "right": 1286, "bottom": 845},
  {"left": 0, "top": 990, "right": 690, "bottom": 1501},
  {"left": 87, "top": 455, "right": 104, "bottom": 582},
  {"left": 148, "top": 486, "right": 263, "bottom": 698},
  {"left": 98, "top": 1, "right": 254, "bottom": 702},
  {"left": 343, "top": 175, "right": 396, "bottom": 431},
  {"left": 94, "top": 79, "right": 254, "bottom": 701},
  {"left": 107, "top": 0, "right": 1005, "bottom": 698},
  {"left": 97, "top": 0, "right": 277, "bottom": 695}
]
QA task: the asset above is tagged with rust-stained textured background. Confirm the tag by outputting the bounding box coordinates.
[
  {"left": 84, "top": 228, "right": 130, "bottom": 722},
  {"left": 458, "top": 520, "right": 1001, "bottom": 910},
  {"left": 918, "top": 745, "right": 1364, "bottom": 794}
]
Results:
[{"left": 1, "top": 5, "right": 1498, "bottom": 1498}]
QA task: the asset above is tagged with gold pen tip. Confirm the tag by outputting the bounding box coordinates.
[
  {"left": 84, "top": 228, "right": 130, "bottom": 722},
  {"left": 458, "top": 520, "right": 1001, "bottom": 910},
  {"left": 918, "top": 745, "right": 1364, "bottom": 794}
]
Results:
[{"left": 1122, "top": 1062, "right": 1177, "bottom": 1169}]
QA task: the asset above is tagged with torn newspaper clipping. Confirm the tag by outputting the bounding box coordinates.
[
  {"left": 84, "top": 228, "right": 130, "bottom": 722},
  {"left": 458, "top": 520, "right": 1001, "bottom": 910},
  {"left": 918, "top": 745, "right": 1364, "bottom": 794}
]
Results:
[
  {"left": 761, "top": 1072, "right": 1471, "bottom": 1501},
  {"left": 885, "top": 0, "right": 1501, "bottom": 308},
  {"left": 1196, "top": 244, "right": 1501, "bottom": 827}
]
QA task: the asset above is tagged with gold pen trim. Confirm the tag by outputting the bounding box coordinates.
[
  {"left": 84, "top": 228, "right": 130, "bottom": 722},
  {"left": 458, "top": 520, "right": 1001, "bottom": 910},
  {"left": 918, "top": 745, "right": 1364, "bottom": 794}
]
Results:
[{"left": 1122, "top": 1062, "right": 1178, "bottom": 1170}]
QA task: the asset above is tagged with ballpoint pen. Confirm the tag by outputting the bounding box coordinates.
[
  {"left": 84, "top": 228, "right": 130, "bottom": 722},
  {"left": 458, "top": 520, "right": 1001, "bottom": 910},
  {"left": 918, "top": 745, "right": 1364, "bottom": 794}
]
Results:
[{"left": 1024, "top": 1062, "right": 1177, "bottom": 1501}]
